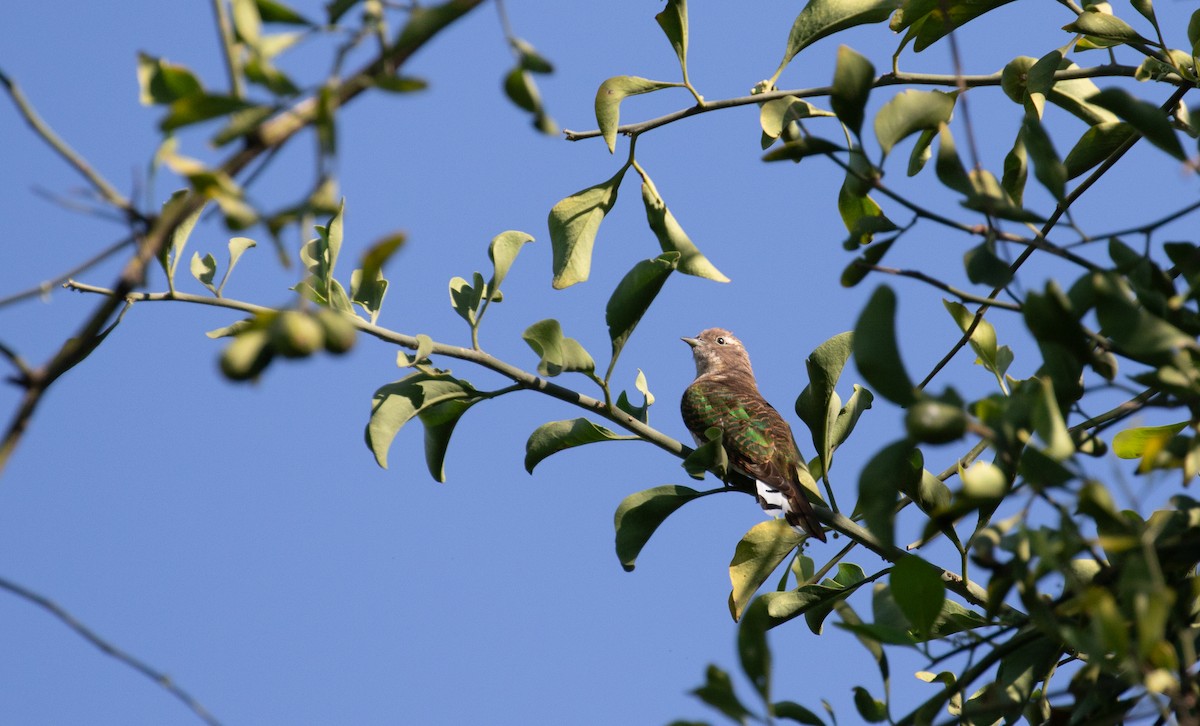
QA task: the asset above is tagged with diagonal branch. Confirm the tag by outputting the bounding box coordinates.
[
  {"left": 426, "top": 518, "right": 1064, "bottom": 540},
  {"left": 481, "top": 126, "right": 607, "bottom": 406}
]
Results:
[
  {"left": 0, "top": 575, "right": 222, "bottom": 726},
  {"left": 0, "top": 0, "right": 488, "bottom": 477}
]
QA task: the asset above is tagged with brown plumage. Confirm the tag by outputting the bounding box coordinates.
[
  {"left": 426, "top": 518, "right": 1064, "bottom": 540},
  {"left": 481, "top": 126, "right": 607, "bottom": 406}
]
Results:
[{"left": 681, "top": 328, "right": 826, "bottom": 542}]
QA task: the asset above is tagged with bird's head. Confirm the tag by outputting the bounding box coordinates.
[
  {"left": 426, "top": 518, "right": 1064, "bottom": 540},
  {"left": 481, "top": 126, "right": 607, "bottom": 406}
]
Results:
[{"left": 682, "top": 328, "right": 753, "bottom": 377}]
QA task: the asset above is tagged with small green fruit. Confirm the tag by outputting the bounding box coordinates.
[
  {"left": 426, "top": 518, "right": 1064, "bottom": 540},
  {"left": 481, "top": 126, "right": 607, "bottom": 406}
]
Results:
[
  {"left": 219, "top": 330, "right": 273, "bottom": 381},
  {"left": 271, "top": 310, "right": 324, "bottom": 358},
  {"left": 315, "top": 308, "right": 357, "bottom": 355},
  {"left": 905, "top": 400, "right": 968, "bottom": 444}
]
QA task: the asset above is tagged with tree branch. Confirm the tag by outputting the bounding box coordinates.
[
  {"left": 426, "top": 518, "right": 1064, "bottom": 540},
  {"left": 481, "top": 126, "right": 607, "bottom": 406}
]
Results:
[
  {"left": 0, "top": 0, "right": 488, "bottom": 477},
  {"left": 0, "top": 575, "right": 222, "bottom": 726},
  {"left": 562, "top": 66, "right": 1144, "bottom": 141}
]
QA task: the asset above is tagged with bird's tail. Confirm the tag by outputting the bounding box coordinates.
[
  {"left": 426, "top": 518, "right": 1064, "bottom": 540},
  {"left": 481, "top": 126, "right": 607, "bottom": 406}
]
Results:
[{"left": 754, "top": 481, "right": 827, "bottom": 542}]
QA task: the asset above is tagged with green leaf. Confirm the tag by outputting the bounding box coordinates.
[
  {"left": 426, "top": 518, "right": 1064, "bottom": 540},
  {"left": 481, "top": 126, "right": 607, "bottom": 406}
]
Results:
[
  {"left": 136, "top": 53, "right": 203, "bottom": 105},
  {"left": 397, "top": 333, "right": 434, "bottom": 368},
  {"left": 614, "top": 485, "right": 703, "bottom": 571},
  {"left": 773, "top": 0, "right": 899, "bottom": 81},
  {"left": 605, "top": 253, "right": 679, "bottom": 373},
  {"left": 1063, "top": 122, "right": 1137, "bottom": 179},
  {"left": 190, "top": 251, "right": 218, "bottom": 295},
  {"left": 962, "top": 169, "right": 1042, "bottom": 223},
  {"left": 795, "top": 332, "right": 854, "bottom": 478},
  {"left": 1088, "top": 88, "right": 1186, "bottom": 160},
  {"left": 231, "top": 0, "right": 263, "bottom": 47},
  {"left": 255, "top": 0, "right": 313, "bottom": 25},
  {"left": 852, "top": 686, "right": 887, "bottom": 723},
  {"left": 1093, "top": 273, "right": 1199, "bottom": 363},
  {"left": 1002, "top": 131, "right": 1028, "bottom": 207},
  {"left": 1031, "top": 377, "right": 1074, "bottom": 460},
  {"left": 357, "top": 233, "right": 406, "bottom": 291},
  {"left": 691, "top": 664, "right": 755, "bottom": 724},
  {"left": 773, "top": 701, "right": 826, "bottom": 725},
  {"left": 365, "top": 371, "right": 476, "bottom": 469},
  {"left": 853, "top": 286, "right": 916, "bottom": 405},
  {"left": 902, "top": 0, "right": 1017, "bottom": 52},
  {"left": 890, "top": 556, "right": 946, "bottom": 636},
  {"left": 218, "top": 236, "right": 257, "bottom": 296},
  {"left": 682, "top": 427, "right": 730, "bottom": 481},
  {"left": 730, "top": 519, "right": 803, "bottom": 621},
  {"left": 1062, "top": 8, "right": 1152, "bottom": 45},
  {"left": 1021, "top": 115, "right": 1066, "bottom": 201},
  {"left": 522, "top": 319, "right": 596, "bottom": 377},
  {"left": 351, "top": 268, "right": 388, "bottom": 324},
  {"left": 503, "top": 66, "right": 538, "bottom": 112},
  {"left": 762, "top": 137, "right": 846, "bottom": 162},
  {"left": 761, "top": 563, "right": 868, "bottom": 633},
  {"left": 548, "top": 167, "right": 627, "bottom": 289},
  {"left": 857, "top": 440, "right": 921, "bottom": 548},
  {"left": 159, "top": 190, "right": 206, "bottom": 294},
  {"left": 840, "top": 235, "right": 897, "bottom": 287},
  {"left": 488, "top": 230, "right": 534, "bottom": 293},
  {"left": 831, "top": 45, "right": 875, "bottom": 138},
  {"left": 1113, "top": 422, "right": 1188, "bottom": 459},
  {"left": 943, "top": 300, "right": 999, "bottom": 373},
  {"left": 300, "top": 200, "right": 345, "bottom": 300},
  {"left": 419, "top": 398, "right": 478, "bottom": 482},
  {"left": 510, "top": 37, "right": 553, "bottom": 74},
  {"left": 760, "top": 96, "right": 836, "bottom": 139},
  {"left": 640, "top": 174, "right": 729, "bottom": 282},
  {"left": 738, "top": 598, "right": 773, "bottom": 703},
  {"left": 161, "top": 94, "right": 252, "bottom": 132},
  {"left": 595, "top": 76, "right": 681, "bottom": 153},
  {"left": 524, "top": 418, "right": 636, "bottom": 473},
  {"left": 655, "top": 0, "right": 690, "bottom": 79},
  {"left": 211, "top": 105, "right": 275, "bottom": 147},
  {"left": 448, "top": 273, "right": 488, "bottom": 326},
  {"left": 829, "top": 384, "right": 874, "bottom": 451},
  {"left": 372, "top": 75, "right": 428, "bottom": 93},
  {"left": 907, "top": 128, "right": 935, "bottom": 176},
  {"left": 325, "top": 0, "right": 361, "bottom": 23},
  {"left": 874, "top": 90, "right": 956, "bottom": 157},
  {"left": 934, "top": 124, "right": 972, "bottom": 195}
]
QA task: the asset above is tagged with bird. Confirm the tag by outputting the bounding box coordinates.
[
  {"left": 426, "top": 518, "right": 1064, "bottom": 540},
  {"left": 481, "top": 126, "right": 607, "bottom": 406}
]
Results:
[{"left": 681, "top": 328, "right": 827, "bottom": 542}]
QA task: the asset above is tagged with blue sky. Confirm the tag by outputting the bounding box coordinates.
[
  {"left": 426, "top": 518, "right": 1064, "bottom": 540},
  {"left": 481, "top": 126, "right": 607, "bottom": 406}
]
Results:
[{"left": 1, "top": 1, "right": 1197, "bottom": 724}]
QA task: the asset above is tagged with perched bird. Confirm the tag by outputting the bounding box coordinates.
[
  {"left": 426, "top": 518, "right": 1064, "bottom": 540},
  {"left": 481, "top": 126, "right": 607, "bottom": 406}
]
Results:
[{"left": 681, "top": 328, "right": 826, "bottom": 542}]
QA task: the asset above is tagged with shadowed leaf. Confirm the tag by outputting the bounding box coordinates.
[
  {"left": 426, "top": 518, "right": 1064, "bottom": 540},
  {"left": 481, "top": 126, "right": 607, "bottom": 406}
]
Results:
[
  {"left": 615, "top": 485, "right": 704, "bottom": 571},
  {"left": 524, "top": 418, "right": 637, "bottom": 473},
  {"left": 548, "top": 167, "right": 627, "bottom": 288}
]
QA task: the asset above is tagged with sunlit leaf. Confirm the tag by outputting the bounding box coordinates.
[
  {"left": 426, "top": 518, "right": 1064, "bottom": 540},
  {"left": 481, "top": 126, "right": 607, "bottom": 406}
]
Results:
[
  {"left": 730, "top": 519, "right": 803, "bottom": 621},
  {"left": 522, "top": 319, "right": 596, "bottom": 377},
  {"left": 595, "top": 76, "right": 681, "bottom": 153},
  {"left": 774, "top": 0, "right": 899, "bottom": 81},
  {"left": 655, "top": 0, "right": 690, "bottom": 79},
  {"left": 548, "top": 167, "right": 627, "bottom": 289},
  {"left": 874, "top": 90, "right": 956, "bottom": 157},
  {"left": 190, "top": 251, "right": 218, "bottom": 295},
  {"left": 641, "top": 174, "right": 729, "bottom": 282},
  {"left": 1113, "top": 422, "right": 1188, "bottom": 459}
]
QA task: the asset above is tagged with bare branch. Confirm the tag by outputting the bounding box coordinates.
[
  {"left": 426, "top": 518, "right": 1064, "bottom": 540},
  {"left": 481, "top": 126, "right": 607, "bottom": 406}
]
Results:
[
  {"left": 0, "top": 235, "right": 135, "bottom": 309},
  {"left": 0, "top": 575, "right": 222, "bottom": 726},
  {"left": 0, "top": 71, "right": 138, "bottom": 219}
]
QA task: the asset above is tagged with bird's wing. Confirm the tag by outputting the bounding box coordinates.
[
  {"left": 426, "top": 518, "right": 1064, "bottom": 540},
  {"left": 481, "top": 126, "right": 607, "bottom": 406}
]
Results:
[{"left": 683, "top": 383, "right": 826, "bottom": 541}]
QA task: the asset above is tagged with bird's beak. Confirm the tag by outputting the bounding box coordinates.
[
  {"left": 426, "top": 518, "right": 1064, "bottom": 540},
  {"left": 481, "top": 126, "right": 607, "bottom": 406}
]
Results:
[{"left": 681, "top": 336, "right": 700, "bottom": 348}]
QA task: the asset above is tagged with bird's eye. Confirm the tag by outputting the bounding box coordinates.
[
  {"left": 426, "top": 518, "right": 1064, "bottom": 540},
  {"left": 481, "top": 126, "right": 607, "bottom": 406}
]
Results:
[{"left": 716, "top": 336, "right": 726, "bottom": 345}]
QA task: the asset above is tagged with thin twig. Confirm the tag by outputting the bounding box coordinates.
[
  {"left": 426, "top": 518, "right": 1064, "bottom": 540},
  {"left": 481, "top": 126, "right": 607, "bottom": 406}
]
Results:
[
  {"left": 0, "top": 575, "right": 222, "bottom": 726},
  {"left": 0, "top": 71, "right": 137, "bottom": 219},
  {"left": 0, "top": 236, "right": 135, "bottom": 309},
  {"left": 562, "top": 66, "right": 1145, "bottom": 141},
  {"left": 211, "top": 0, "right": 244, "bottom": 99},
  {"left": 861, "top": 264, "right": 1023, "bottom": 311},
  {"left": 918, "top": 83, "right": 1193, "bottom": 390}
]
